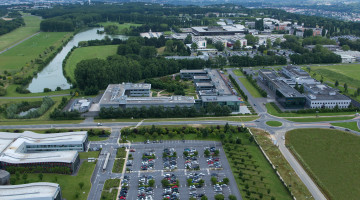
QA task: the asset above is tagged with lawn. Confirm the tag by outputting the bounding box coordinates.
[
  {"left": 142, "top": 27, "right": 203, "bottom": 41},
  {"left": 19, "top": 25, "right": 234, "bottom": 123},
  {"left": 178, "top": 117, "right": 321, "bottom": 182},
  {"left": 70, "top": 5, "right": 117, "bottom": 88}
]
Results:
[
  {"left": 306, "top": 64, "right": 360, "bottom": 101},
  {"left": 239, "top": 77, "right": 263, "bottom": 98},
  {"left": 285, "top": 116, "right": 355, "bottom": 122},
  {"left": 13, "top": 162, "right": 96, "bottom": 200},
  {"left": 101, "top": 179, "right": 120, "bottom": 200},
  {"left": 251, "top": 128, "right": 313, "bottom": 200},
  {"left": 286, "top": 128, "right": 360, "bottom": 200},
  {"left": 266, "top": 103, "right": 357, "bottom": 118},
  {"left": 79, "top": 151, "right": 100, "bottom": 159},
  {"left": 0, "top": 14, "right": 41, "bottom": 51},
  {"left": 331, "top": 121, "right": 360, "bottom": 131},
  {"left": 0, "top": 32, "right": 72, "bottom": 72},
  {"left": 64, "top": 45, "right": 118, "bottom": 83},
  {"left": 266, "top": 121, "right": 282, "bottom": 127}
]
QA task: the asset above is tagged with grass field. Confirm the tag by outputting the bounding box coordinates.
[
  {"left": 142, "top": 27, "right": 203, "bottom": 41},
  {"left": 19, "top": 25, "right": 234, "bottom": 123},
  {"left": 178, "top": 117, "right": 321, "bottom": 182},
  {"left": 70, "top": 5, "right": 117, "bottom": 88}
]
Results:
[
  {"left": 266, "top": 121, "right": 282, "bottom": 127},
  {"left": 239, "top": 77, "right": 263, "bottom": 98},
  {"left": 266, "top": 103, "right": 356, "bottom": 118},
  {"left": 64, "top": 45, "right": 118, "bottom": 83},
  {"left": 307, "top": 64, "right": 360, "bottom": 101},
  {"left": 286, "top": 128, "right": 360, "bottom": 200},
  {"left": 97, "top": 22, "right": 141, "bottom": 34},
  {"left": 251, "top": 128, "right": 313, "bottom": 200},
  {"left": 330, "top": 121, "right": 360, "bottom": 131},
  {"left": 14, "top": 162, "right": 96, "bottom": 200},
  {"left": 0, "top": 32, "right": 72, "bottom": 72},
  {"left": 0, "top": 14, "right": 41, "bottom": 52}
]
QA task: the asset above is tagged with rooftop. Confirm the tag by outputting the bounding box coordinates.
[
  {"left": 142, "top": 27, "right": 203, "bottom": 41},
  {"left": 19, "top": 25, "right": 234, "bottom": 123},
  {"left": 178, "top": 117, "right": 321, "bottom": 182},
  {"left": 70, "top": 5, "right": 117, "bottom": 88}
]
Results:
[
  {"left": 0, "top": 182, "right": 60, "bottom": 200},
  {"left": 201, "top": 95, "right": 241, "bottom": 102},
  {"left": 304, "top": 84, "right": 351, "bottom": 101}
]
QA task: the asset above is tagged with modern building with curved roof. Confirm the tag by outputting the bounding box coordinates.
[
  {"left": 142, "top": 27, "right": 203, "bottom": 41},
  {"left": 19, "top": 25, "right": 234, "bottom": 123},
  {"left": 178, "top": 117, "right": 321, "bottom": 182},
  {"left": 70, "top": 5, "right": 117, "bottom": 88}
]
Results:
[
  {"left": 0, "top": 131, "right": 88, "bottom": 173},
  {"left": 0, "top": 182, "right": 62, "bottom": 200}
]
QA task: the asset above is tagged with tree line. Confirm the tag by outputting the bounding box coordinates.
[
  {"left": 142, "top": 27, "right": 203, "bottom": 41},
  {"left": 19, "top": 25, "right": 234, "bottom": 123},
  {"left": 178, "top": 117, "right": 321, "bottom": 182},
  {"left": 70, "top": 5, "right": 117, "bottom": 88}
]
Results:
[
  {"left": 228, "top": 55, "right": 287, "bottom": 67},
  {"left": 99, "top": 104, "right": 232, "bottom": 119}
]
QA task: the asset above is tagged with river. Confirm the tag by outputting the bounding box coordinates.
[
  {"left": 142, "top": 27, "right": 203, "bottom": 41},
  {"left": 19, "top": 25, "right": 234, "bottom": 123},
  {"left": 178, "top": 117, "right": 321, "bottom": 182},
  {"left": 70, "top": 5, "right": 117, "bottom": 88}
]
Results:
[{"left": 27, "top": 28, "right": 127, "bottom": 93}]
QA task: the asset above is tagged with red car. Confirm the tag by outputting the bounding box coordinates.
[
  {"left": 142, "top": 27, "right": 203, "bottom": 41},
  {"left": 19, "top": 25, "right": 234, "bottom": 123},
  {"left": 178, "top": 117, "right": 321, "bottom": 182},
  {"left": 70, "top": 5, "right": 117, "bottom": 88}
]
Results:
[{"left": 130, "top": 149, "right": 135, "bottom": 152}]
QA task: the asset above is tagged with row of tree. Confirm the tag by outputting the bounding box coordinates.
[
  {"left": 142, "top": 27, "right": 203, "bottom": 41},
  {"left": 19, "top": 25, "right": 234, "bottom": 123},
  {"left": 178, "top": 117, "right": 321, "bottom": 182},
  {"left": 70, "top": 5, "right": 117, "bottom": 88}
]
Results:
[
  {"left": 228, "top": 55, "right": 287, "bottom": 67},
  {"left": 99, "top": 104, "right": 232, "bottom": 119}
]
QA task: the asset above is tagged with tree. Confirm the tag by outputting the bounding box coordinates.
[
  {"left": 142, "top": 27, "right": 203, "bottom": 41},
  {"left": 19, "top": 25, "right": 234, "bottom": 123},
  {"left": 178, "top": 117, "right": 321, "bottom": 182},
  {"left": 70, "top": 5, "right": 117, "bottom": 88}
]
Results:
[
  {"left": 139, "top": 46, "right": 157, "bottom": 59},
  {"left": 229, "top": 195, "right": 237, "bottom": 200},
  {"left": 211, "top": 176, "right": 217, "bottom": 185},
  {"left": 214, "top": 194, "right": 225, "bottom": 200},
  {"left": 148, "top": 179, "right": 155, "bottom": 187},
  {"left": 342, "top": 45, "right": 350, "bottom": 51},
  {"left": 304, "top": 29, "right": 313, "bottom": 38},
  {"left": 184, "top": 34, "right": 192, "bottom": 44},
  {"left": 223, "top": 177, "right": 229, "bottom": 185},
  {"left": 191, "top": 43, "right": 198, "bottom": 51},
  {"left": 214, "top": 41, "right": 224, "bottom": 51},
  {"left": 258, "top": 45, "right": 266, "bottom": 54},
  {"left": 233, "top": 40, "right": 241, "bottom": 50},
  {"left": 299, "top": 84, "right": 304, "bottom": 93},
  {"left": 335, "top": 80, "right": 339, "bottom": 87},
  {"left": 266, "top": 38, "right": 272, "bottom": 49},
  {"left": 201, "top": 196, "right": 208, "bottom": 200},
  {"left": 38, "top": 173, "right": 43, "bottom": 181},
  {"left": 79, "top": 182, "right": 84, "bottom": 189},
  {"left": 161, "top": 179, "right": 169, "bottom": 187},
  {"left": 204, "top": 149, "right": 210, "bottom": 157},
  {"left": 255, "top": 19, "right": 264, "bottom": 31},
  {"left": 245, "top": 34, "right": 259, "bottom": 46},
  {"left": 344, "top": 83, "right": 348, "bottom": 92}
]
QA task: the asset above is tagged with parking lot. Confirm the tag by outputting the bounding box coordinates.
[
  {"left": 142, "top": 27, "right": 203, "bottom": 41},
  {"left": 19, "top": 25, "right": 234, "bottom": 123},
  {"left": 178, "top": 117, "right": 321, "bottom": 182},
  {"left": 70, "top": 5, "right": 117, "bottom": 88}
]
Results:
[{"left": 123, "top": 140, "right": 241, "bottom": 200}]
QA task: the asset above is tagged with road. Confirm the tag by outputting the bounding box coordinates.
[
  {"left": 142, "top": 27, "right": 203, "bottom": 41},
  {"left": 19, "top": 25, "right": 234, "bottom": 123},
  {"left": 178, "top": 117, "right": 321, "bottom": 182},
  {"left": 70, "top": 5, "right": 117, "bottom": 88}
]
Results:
[
  {"left": 0, "top": 32, "right": 40, "bottom": 55},
  {"left": 0, "top": 94, "right": 70, "bottom": 99}
]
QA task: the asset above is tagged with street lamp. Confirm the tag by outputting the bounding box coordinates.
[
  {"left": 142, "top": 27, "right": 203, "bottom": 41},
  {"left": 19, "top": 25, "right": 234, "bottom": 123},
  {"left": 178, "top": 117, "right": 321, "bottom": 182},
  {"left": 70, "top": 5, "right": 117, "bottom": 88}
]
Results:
[{"left": 316, "top": 111, "right": 319, "bottom": 118}]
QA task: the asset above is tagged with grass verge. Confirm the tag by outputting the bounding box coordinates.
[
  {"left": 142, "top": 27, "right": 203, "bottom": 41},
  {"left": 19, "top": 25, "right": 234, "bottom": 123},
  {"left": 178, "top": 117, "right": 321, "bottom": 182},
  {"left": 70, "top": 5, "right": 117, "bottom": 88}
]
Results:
[
  {"left": 286, "top": 128, "right": 360, "bottom": 200},
  {"left": 239, "top": 77, "right": 263, "bottom": 98},
  {"left": 285, "top": 116, "right": 354, "bottom": 122},
  {"left": 251, "top": 128, "right": 313, "bottom": 200},
  {"left": 112, "top": 147, "right": 126, "bottom": 173},
  {"left": 266, "top": 103, "right": 356, "bottom": 118},
  {"left": 330, "top": 121, "right": 360, "bottom": 131},
  {"left": 79, "top": 151, "right": 100, "bottom": 159}
]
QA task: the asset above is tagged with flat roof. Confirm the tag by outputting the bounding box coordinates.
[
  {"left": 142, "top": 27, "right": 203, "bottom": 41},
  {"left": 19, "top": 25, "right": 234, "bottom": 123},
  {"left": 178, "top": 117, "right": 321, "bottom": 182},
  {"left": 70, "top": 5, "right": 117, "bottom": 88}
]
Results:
[
  {"left": 196, "top": 82, "right": 214, "bottom": 87},
  {"left": 193, "top": 76, "right": 210, "bottom": 79},
  {"left": 304, "top": 84, "right": 351, "bottom": 101},
  {"left": 0, "top": 182, "right": 60, "bottom": 200},
  {"left": 126, "top": 96, "right": 195, "bottom": 104},
  {"left": 201, "top": 95, "right": 241, "bottom": 102},
  {"left": 180, "top": 69, "right": 206, "bottom": 73}
]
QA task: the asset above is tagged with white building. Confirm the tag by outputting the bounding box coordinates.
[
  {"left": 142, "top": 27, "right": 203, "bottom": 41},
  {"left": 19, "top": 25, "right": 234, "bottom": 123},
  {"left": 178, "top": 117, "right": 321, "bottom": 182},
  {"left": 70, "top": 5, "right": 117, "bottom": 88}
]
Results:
[
  {"left": 0, "top": 182, "right": 62, "bottom": 200},
  {"left": 0, "top": 131, "right": 88, "bottom": 173},
  {"left": 304, "top": 84, "right": 352, "bottom": 109},
  {"left": 140, "top": 29, "right": 163, "bottom": 38}
]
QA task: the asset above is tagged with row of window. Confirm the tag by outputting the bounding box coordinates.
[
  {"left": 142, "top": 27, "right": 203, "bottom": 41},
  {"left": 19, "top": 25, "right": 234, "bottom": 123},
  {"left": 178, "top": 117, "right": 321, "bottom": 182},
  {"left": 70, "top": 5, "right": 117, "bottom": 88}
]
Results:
[{"left": 311, "top": 101, "right": 349, "bottom": 105}]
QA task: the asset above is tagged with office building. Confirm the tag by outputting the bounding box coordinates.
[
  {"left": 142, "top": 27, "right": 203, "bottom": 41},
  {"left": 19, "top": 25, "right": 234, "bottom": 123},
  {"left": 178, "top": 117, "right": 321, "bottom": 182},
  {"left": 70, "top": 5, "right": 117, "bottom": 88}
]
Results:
[
  {"left": 259, "top": 66, "right": 352, "bottom": 109},
  {"left": 0, "top": 131, "right": 88, "bottom": 173},
  {"left": 99, "top": 83, "right": 195, "bottom": 109},
  {"left": 0, "top": 182, "right": 62, "bottom": 200}
]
